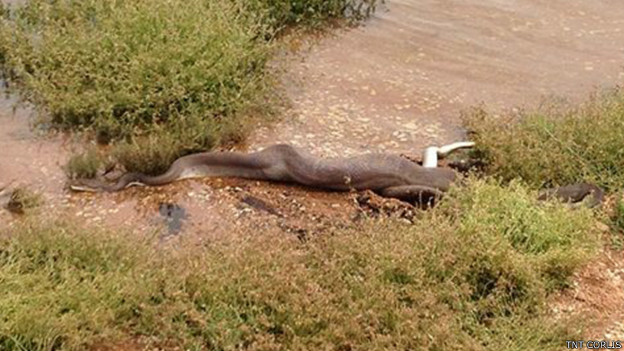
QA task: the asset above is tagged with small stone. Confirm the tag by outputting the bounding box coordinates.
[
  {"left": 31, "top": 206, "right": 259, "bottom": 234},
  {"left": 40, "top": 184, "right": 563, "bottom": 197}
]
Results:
[{"left": 404, "top": 122, "right": 418, "bottom": 130}]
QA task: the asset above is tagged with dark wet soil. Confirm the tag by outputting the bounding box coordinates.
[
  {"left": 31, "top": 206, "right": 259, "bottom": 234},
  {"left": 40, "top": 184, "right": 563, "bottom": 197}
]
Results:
[{"left": 158, "top": 202, "right": 188, "bottom": 236}]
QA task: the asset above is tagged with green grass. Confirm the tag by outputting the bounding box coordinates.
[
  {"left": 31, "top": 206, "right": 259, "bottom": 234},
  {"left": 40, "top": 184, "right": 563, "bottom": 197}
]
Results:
[
  {"left": 2, "top": 186, "right": 42, "bottom": 214},
  {"left": 463, "top": 88, "right": 624, "bottom": 191},
  {"left": 247, "top": 0, "right": 380, "bottom": 31},
  {"left": 1, "top": 0, "right": 273, "bottom": 132},
  {"left": 609, "top": 194, "right": 624, "bottom": 249},
  {"left": 0, "top": 0, "right": 378, "bottom": 176},
  {"left": 65, "top": 146, "right": 107, "bottom": 180},
  {"left": 0, "top": 179, "right": 600, "bottom": 351}
]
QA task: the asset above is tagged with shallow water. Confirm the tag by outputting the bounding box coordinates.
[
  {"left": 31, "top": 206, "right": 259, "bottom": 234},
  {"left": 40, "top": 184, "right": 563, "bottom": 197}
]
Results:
[
  {"left": 158, "top": 202, "right": 188, "bottom": 236},
  {"left": 251, "top": 0, "right": 624, "bottom": 156}
]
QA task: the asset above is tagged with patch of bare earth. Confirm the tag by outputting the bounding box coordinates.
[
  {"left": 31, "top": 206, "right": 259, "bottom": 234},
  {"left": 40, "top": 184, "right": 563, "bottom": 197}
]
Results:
[
  {"left": 2, "top": 0, "right": 624, "bottom": 345},
  {"left": 551, "top": 247, "right": 624, "bottom": 343}
]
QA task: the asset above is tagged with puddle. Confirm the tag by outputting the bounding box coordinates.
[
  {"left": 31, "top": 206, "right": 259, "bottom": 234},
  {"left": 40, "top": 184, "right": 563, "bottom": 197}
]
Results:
[
  {"left": 0, "top": 88, "right": 68, "bottom": 194},
  {"left": 158, "top": 202, "right": 188, "bottom": 237}
]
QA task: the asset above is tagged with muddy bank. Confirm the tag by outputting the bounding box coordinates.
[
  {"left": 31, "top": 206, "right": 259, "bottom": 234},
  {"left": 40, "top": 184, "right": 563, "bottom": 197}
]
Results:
[{"left": 3, "top": 0, "right": 624, "bottom": 237}]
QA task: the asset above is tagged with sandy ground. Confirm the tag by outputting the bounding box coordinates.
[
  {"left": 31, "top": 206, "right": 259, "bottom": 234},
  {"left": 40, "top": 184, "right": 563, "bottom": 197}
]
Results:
[{"left": 2, "top": 0, "right": 624, "bottom": 344}]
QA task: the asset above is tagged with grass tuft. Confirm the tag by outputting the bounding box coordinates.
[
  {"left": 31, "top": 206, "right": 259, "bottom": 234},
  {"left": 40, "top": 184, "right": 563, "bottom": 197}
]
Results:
[
  {"left": 463, "top": 88, "right": 624, "bottom": 191},
  {"left": 3, "top": 186, "right": 42, "bottom": 214},
  {"left": 65, "top": 146, "right": 106, "bottom": 180},
  {"left": 0, "top": 180, "right": 600, "bottom": 350}
]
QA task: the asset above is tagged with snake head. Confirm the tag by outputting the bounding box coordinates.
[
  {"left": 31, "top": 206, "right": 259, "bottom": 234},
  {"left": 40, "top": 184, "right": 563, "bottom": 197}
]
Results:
[{"left": 68, "top": 178, "right": 107, "bottom": 192}]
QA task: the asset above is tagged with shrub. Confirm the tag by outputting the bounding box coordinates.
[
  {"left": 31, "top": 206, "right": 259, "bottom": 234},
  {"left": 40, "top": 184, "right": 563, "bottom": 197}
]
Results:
[
  {"left": 0, "top": 180, "right": 600, "bottom": 350},
  {"left": 0, "top": 0, "right": 379, "bottom": 176},
  {"left": 0, "top": 0, "right": 272, "bottom": 134},
  {"left": 65, "top": 146, "right": 106, "bottom": 180},
  {"left": 463, "top": 88, "right": 624, "bottom": 191},
  {"left": 246, "top": 0, "right": 380, "bottom": 31}
]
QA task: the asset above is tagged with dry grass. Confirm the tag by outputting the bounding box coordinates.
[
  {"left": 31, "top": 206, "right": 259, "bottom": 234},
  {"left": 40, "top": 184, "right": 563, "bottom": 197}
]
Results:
[{"left": 0, "top": 179, "right": 600, "bottom": 351}]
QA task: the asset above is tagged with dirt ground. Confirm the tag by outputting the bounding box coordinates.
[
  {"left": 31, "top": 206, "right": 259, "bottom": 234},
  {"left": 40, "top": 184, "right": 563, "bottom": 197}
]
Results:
[{"left": 2, "top": 0, "right": 624, "bottom": 344}]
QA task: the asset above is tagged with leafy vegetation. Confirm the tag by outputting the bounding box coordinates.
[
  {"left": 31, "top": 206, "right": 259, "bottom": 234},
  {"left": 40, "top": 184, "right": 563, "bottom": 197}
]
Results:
[
  {"left": 0, "top": 179, "right": 599, "bottom": 350},
  {"left": 463, "top": 88, "right": 624, "bottom": 191},
  {"left": 247, "top": 0, "right": 380, "bottom": 31},
  {"left": 610, "top": 194, "right": 624, "bottom": 249},
  {"left": 65, "top": 146, "right": 107, "bottom": 180},
  {"left": 2, "top": 186, "right": 42, "bottom": 214},
  {"left": 0, "top": 0, "right": 378, "bottom": 176}
]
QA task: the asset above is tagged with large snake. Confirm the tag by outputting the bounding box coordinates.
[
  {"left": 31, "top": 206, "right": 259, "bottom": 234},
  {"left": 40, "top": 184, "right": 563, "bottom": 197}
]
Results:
[
  {"left": 70, "top": 142, "right": 603, "bottom": 207},
  {"left": 70, "top": 142, "right": 474, "bottom": 203}
]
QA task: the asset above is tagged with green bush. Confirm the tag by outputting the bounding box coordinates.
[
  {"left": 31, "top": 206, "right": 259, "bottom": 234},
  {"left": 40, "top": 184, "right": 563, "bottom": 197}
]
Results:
[
  {"left": 0, "top": 0, "right": 276, "bottom": 175},
  {"left": 65, "top": 146, "right": 106, "bottom": 180},
  {"left": 0, "top": 0, "right": 272, "bottom": 134},
  {"left": 0, "top": 0, "right": 378, "bottom": 176},
  {"left": 0, "top": 180, "right": 599, "bottom": 350},
  {"left": 247, "top": 0, "right": 380, "bottom": 31},
  {"left": 463, "top": 89, "right": 624, "bottom": 190}
]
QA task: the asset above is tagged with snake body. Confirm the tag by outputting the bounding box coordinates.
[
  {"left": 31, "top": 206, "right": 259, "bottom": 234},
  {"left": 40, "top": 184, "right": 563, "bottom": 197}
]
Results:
[
  {"left": 537, "top": 182, "right": 604, "bottom": 208},
  {"left": 72, "top": 144, "right": 458, "bottom": 202},
  {"left": 71, "top": 143, "right": 604, "bottom": 207}
]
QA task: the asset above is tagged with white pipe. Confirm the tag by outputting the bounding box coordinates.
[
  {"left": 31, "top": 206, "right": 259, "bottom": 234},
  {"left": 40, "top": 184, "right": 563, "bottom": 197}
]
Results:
[
  {"left": 422, "top": 146, "right": 439, "bottom": 168},
  {"left": 437, "top": 141, "right": 475, "bottom": 157},
  {"left": 421, "top": 141, "right": 475, "bottom": 168}
]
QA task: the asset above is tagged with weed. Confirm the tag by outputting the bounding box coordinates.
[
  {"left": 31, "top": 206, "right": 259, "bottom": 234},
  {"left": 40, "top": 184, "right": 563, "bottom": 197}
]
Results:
[
  {"left": 65, "top": 147, "right": 106, "bottom": 180},
  {"left": 3, "top": 186, "right": 42, "bottom": 214},
  {"left": 0, "top": 180, "right": 599, "bottom": 350},
  {"left": 463, "top": 88, "right": 624, "bottom": 191}
]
